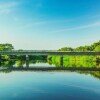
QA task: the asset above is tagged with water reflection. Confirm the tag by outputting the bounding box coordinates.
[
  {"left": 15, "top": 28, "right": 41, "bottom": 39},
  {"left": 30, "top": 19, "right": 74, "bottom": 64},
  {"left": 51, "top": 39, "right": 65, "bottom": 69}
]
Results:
[
  {"left": 49, "top": 59, "right": 100, "bottom": 68},
  {"left": 0, "top": 71, "right": 100, "bottom": 100},
  {"left": 0, "top": 57, "right": 100, "bottom": 100},
  {"left": 0, "top": 60, "right": 100, "bottom": 68},
  {"left": 0, "top": 60, "right": 100, "bottom": 80},
  {"left": 78, "top": 71, "right": 100, "bottom": 80}
]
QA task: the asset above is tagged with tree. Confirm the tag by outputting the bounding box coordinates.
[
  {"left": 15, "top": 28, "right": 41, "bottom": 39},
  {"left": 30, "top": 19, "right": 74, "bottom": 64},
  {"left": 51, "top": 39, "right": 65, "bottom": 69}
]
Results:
[
  {"left": 75, "top": 46, "right": 85, "bottom": 51},
  {"left": 59, "top": 40, "right": 100, "bottom": 52},
  {"left": 0, "top": 44, "right": 14, "bottom": 51},
  {"left": 58, "top": 47, "right": 73, "bottom": 51},
  {"left": 94, "top": 45, "right": 100, "bottom": 52},
  {"left": 91, "top": 41, "right": 100, "bottom": 50}
]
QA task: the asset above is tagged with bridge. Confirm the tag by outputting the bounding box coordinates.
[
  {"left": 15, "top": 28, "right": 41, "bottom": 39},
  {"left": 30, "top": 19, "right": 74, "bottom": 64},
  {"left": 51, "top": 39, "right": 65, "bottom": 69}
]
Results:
[
  {"left": 0, "top": 50, "right": 100, "bottom": 55},
  {"left": 0, "top": 50, "right": 100, "bottom": 67}
]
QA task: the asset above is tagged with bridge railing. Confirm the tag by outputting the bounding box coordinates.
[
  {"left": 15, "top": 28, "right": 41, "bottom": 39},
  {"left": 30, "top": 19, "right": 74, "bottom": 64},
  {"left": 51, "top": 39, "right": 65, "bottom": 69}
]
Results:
[
  {"left": 0, "top": 50, "right": 99, "bottom": 52},
  {"left": 0, "top": 50, "right": 100, "bottom": 55}
]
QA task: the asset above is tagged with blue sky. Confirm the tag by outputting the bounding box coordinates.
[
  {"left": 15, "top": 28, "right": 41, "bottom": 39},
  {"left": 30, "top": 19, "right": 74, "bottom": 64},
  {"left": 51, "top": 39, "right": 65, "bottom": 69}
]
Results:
[{"left": 0, "top": 0, "right": 100, "bottom": 50}]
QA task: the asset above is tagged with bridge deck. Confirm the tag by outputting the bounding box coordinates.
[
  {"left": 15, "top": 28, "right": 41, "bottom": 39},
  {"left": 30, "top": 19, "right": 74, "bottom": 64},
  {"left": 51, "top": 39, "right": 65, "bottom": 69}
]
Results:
[{"left": 0, "top": 50, "right": 100, "bottom": 55}]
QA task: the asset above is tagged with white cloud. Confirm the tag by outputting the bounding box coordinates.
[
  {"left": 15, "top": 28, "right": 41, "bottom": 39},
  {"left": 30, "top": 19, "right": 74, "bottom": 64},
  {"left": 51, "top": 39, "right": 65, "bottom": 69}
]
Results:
[
  {"left": 22, "top": 19, "right": 72, "bottom": 29},
  {"left": 0, "top": 9, "right": 11, "bottom": 14},
  {"left": 52, "top": 22, "right": 100, "bottom": 33},
  {"left": 0, "top": 2, "right": 17, "bottom": 9},
  {"left": 22, "top": 21, "right": 46, "bottom": 28},
  {"left": 0, "top": 2, "right": 18, "bottom": 14}
]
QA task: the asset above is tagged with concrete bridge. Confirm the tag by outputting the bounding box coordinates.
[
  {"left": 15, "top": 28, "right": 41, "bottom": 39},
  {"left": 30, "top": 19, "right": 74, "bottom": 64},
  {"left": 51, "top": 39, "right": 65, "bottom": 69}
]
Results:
[
  {"left": 0, "top": 50, "right": 100, "bottom": 67},
  {"left": 0, "top": 50, "right": 100, "bottom": 55}
]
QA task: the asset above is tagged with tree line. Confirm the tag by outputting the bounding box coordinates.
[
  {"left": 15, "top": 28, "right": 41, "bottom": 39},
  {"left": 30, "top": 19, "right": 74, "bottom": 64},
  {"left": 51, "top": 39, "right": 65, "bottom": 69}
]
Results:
[
  {"left": 58, "top": 40, "right": 100, "bottom": 52},
  {"left": 0, "top": 40, "right": 100, "bottom": 51},
  {"left": 0, "top": 41, "right": 100, "bottom": 61}
]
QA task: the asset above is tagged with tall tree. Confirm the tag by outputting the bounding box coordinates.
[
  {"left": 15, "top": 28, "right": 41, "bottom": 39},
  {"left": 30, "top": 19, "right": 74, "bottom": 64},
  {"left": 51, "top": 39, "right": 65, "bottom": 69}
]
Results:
[{"left": 0, "top": 44, "right": 14, "bottom": 51}]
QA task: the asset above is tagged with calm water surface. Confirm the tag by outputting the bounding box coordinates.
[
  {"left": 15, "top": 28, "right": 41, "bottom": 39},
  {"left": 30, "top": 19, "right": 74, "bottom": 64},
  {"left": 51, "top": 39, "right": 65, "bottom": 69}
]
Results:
[
  {"left": 0, "top": 71, "right": 100, "bottom": 100},
  {"left": 0, "top": 61, "right": 100, "bottom": 100}
]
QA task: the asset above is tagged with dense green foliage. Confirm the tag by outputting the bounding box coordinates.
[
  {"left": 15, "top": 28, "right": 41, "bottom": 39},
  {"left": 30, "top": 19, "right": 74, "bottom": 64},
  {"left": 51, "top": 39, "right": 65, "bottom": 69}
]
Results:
[
  {"left": 0, "top": 41, "right": 100, "bottom": 61},
  {"left": 0, "top": 40, "right": 100, "bottom": 52},
  {"left": 0, "top": 44, "right": 14, "bottom": 60},
  {"left": 59, "top": 47, "right": 73, "bottom": 51},
  {"left": 47, "top": 55, "right": 97, "bottom": 67},
  {"left": 48, "top": 41, "right": 100, "bottom": 65},
  {"left": 0, "top": 44, "right": 14, "bottom": 51},
  {"left": 94, "top": 45, "right": 100, "bottom": 52},
  {"left": 59, "top": 40, "right": 100, "bottom": 51}
]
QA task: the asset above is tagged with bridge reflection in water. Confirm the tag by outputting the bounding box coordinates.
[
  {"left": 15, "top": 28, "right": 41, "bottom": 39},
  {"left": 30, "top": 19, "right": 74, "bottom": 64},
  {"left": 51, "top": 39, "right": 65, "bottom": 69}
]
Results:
[
  {"left": 0, "top": 60, "right": 100, "bottom": 71},
  {"left": 0, "top": 66, "right": 100, "bottom": 80}
]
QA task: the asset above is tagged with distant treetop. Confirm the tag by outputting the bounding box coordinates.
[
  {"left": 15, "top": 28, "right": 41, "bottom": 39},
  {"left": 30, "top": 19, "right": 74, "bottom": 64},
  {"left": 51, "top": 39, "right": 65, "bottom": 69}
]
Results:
[{"left": 59, "top": 40, "right": 100, "bottom": 52}]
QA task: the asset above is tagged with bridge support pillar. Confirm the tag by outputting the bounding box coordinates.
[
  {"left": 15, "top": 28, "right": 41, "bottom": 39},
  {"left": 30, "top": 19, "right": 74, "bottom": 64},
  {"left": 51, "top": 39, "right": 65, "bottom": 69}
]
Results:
[
  {"left": 26, "top": 55, "right": 29, "bottom": 68},
  {"left": 60, "top": 55, "right": 63, "bottom": 67},
  {"left": 96, "top": 55, "right": 100, "bottom": 62},
  {"left": 26, "top": 60, "right": 29, "bottom": 68},
  {"left": 26, "top": 55, "right": 29, "bottom": 61}
]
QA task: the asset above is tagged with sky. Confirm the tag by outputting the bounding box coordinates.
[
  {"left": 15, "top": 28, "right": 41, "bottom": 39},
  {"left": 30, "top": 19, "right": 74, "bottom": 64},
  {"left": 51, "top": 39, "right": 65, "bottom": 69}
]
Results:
[{"left": 0, "top": 0, "right": 100, "bottom": 50}]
